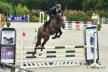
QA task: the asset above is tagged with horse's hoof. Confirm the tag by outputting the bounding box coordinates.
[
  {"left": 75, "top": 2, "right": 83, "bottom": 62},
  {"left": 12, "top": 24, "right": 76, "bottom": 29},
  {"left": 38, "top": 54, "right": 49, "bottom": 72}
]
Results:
[
  {"left": 39, "top": 53, "right": 42, "bottom": 56},
  {"left": 33, "top": 52, "right": 36, "bottom": 54},
  {"left": 57, "top": 36, "right": 60, "bottom": 38},
  {"left": 52, "top": 37, "right": 56, "bottom": 39},
  {"left": 41, "top": 49, "right": 43, "bottom": 51}
]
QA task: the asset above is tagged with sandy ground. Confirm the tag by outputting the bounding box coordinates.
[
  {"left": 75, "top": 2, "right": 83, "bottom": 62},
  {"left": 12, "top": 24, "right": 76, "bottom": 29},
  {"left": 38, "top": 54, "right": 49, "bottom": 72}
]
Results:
[
  {"left": 31, "top": 24, "right": 108, "bottom": 72},
  {"left": 0, "top": 23, "right": 108, "bottom": 72}
]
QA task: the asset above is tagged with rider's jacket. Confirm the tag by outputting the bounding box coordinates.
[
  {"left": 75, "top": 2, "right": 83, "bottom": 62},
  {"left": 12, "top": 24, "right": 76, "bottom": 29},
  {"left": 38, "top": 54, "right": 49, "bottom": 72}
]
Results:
[{"left": 48, "top": 6, "right": 62, "bottom": 19}]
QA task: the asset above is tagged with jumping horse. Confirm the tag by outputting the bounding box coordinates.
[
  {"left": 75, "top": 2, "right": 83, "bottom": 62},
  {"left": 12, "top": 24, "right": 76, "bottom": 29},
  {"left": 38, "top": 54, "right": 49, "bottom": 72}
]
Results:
[{"left": 34, "top": 12, "right": 65, "bottom": 52}]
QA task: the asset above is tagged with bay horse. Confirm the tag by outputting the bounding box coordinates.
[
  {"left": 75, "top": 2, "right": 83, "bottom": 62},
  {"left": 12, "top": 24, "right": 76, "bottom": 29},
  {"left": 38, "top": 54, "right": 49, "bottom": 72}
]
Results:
[{"left": 34, "top": 12, "right": 65, "bottom": 51}]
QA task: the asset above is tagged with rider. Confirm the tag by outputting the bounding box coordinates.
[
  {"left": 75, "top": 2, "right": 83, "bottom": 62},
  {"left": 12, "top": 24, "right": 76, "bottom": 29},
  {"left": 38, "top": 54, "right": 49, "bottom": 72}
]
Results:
[
  {"left": 44, "top": 4, "right": 62, "bottom": 29},
  {"left": 48, "top": 4, "right": 62, "bottom": 21}
]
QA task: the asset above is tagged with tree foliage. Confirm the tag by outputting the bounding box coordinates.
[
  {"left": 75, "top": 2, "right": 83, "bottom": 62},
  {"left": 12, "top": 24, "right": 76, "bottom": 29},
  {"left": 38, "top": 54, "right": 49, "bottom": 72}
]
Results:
[
  {"left": 0, "top": 1, "right": 12, "bottom": 16},
  {"left": 15, "top": 4, "right": 29, "bottom": 16},
  {"left": 82, "top": 0, "right": 108, "bottom": 11},
  {"left": 0, "top": 0, "right": 108, "bottom": 17}
]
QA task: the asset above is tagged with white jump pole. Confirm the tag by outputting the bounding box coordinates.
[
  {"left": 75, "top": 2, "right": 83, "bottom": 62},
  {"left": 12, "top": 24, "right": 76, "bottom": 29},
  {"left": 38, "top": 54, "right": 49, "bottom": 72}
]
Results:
[
  {"left": 20, "top": 34, "right": 23, "bottom": 68},
  {"left": 20, "top": 32, "right": 26, "bottom": 72},
  {"left": 39, "top": 11, "right": 44, "bottom": 23}
]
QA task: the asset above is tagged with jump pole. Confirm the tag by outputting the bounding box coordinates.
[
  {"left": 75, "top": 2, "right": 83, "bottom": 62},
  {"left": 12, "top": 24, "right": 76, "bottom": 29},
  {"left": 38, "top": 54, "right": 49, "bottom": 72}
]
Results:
[{"left": 20, "top": 32, "right": 26, "bottom": 72}]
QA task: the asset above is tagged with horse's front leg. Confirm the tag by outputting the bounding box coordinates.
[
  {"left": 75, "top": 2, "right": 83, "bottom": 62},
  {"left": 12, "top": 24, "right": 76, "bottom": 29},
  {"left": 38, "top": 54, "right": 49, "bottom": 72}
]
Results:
[
  {"left": 52, "top": 32, "right": 58, "bottom": 39},
  {"left": 56, "top": 29, "right": 62, "bottom": 38}
]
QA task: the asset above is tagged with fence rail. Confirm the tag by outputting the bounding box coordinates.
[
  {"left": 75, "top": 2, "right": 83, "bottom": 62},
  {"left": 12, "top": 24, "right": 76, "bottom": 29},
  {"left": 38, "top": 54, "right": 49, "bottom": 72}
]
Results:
[{"left": 0, "top": 61, "right": 33, "bottom": 72}]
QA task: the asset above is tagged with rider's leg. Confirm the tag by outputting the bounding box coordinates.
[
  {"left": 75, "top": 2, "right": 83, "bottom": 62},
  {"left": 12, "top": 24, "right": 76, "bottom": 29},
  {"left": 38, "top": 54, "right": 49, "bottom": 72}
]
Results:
[
  {"left": 49, "top": 14, "right": 54, "bottom": 22},
  {"left": 44, "top": 14, "right": 53, "bottom": 29}
]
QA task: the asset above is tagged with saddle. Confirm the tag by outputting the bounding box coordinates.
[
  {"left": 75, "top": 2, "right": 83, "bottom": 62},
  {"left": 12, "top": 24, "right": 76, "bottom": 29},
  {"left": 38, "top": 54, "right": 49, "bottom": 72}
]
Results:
[{"left": 43, "top": 17, "right": 54, "bottom": 30}]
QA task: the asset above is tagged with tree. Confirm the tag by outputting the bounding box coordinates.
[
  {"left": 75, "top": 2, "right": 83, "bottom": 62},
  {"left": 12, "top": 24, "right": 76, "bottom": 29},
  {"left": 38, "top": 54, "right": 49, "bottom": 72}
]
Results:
[
  {"left": 15, "top": 4, "right": 29, "bottom": 16},
  {"left": 22, "top": 6, "right": 30, "bottom": 15},
  {"left": 82, "top": 0, "right": 108, "bottom": 11},
  {"left": 0, "top": 1, "right": 13, "bottom": 16}
]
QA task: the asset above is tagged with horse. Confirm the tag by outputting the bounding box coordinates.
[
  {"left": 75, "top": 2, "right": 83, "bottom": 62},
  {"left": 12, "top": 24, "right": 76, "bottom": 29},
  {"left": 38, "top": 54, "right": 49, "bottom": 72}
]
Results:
[{"left": 34, "top": 12, "right": 65, "bottom": 52}]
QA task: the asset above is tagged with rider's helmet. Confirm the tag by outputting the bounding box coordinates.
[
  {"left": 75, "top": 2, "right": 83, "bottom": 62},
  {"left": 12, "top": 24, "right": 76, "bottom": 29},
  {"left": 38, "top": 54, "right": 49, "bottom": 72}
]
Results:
[
  {"left": 56, "top": 4, "right": 61, "bottom": 8},
  {"left": 56, "top": 4, "right": 61, "bottom": 12}
]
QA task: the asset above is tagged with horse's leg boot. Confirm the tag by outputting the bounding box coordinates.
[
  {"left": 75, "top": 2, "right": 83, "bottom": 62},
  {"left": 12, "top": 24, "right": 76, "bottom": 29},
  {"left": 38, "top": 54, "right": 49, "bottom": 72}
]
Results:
[{"left": 52, "top": 36, "right": 57, "bottom": 39}]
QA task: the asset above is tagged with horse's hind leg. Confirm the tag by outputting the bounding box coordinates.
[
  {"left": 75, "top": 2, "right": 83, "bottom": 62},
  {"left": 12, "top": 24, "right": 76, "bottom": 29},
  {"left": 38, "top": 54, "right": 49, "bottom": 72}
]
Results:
[
  {"left": 35, "top": 38, "right": 41, "bottom": 47},
  {"left": 34, "top": 34, "right": 42, "bottom": 54},
  {"left": 41, "top": 36, "right": 49, "bottom": 51},
  {"left": 35, "top": 40, "right": 40, "bottom": 52},
  {"left": 35, "top": 28, "right": 42, "bottom": 48}
]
